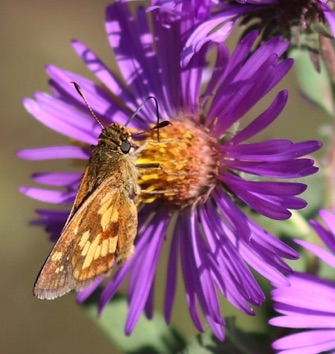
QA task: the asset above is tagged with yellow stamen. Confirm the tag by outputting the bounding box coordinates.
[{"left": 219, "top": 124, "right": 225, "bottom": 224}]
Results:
[{"left": 136, "top": 120, "right": 220, "bottom": 210}]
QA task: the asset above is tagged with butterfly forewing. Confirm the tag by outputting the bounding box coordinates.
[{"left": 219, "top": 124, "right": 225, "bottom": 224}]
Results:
[{"left": 34, "top": 123, "right": 139, "bottom": 300}]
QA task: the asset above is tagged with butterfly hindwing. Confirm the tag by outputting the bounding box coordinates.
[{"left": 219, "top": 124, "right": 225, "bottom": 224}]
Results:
[{"left": 34, "top": 166, "right": 138, "bottom": 299}]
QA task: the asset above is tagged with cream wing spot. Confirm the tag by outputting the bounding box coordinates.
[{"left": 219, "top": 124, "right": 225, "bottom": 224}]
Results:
[
  {"left": 98, "top": 194, "right": 120, "bottom": 231},
  {"left": 110, "top": 208, "right": 119, "bottom": 223},
  {"left": 82, "top": 233, "right": 101, "bottom": 269},
  {"left": 51, "top": 251, "right": 63, "bottom": 261},
  {"left": 100, "top": 206, "right": 112, "bottom": 230},
  {"left": 101, "top": 239, "right": 109, "bottom": 257},
  {"left": 93, "top": 244, "right": 102, "bottom": 260},
  {"left": 98, "top": 193, "right": 114, "bottom": 215},
  {"left": 55, "top": 265, "right": 64, "bottom": 274},
  {"left": 109, "top": 237, "right": 118, "bottom": 254},
  {"left": 79, "top": 230, "right": 90, "bottom": 249},
  {"left": 81, "top": 240, "right": 91, "bottom": 257}
]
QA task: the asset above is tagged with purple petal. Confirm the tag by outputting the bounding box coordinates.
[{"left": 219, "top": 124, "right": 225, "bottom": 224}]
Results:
[
  {"left": 223, "top": 158, "right": 317, "bottom": 178},
  {"left": 17, "top": 146, "right": 90, "bottom": 160},
  {"left": 182, "top": 5, "right": 254, "bottom": 66},
  {"left": 200, "top": 201, "right": 264, "bottom": 307},
  {"left": 229, "top": 90, "right": 287, "bottom": 144},
  {"left": 322, "top": 3, "right": 335, "bottom": 38},
  {"left": 295, "top": 239, "right": 335, "bottom": 269},
  {"left": 223, "top": 140, "right": 322, "bottom": 162},
  {"left": 32, "top": 209, "right": 68, "bottom": 242},
  {"left": 144, "top": 282, "right": 155, "bottom": 319},
  {"left": 271, "top": 273, "right": 335, "bottom": 314},
  {"left": 179, "top": 211, "right": 226, "bottom": 339},
  {"left": 47, "top": 65, "right": 131, "bottom": 126},
  {"left": 125, "top": 212, "right": 169, "bottom": 334},
  {"left": 311, "top": 209, "right": 335, "bottom": 253},
  {"left": 105, "top": 3, "right": 162, "bottom": 124},
  {"left": 32, "top": 172, "right": 81, "bottom": 187},
  {"left": 221, "top": 174, "right": 307, "bottom": 219},
  {"left": 179, "top": 214, "right": 204, "bottom": 332},
  {"left": 77, "top": 276, "right": 105, "bottom": 303},
  {"left": 202, "top": 44, "right": 229, "bottom": 102},
  {"left": 71, "top": 40, "right": 136, "bottom": 112},
  {"left": 272, "top": 330, "right": 335, "bottom": 354},
  {"left": 23, "top": 95, "right": 100, "bottom": 144},
  {"left": 19, "top": 186, "right": 75, "bottom": 204},
  {"left": 164, "top": 220, "right": 180, "bottom": 323}
]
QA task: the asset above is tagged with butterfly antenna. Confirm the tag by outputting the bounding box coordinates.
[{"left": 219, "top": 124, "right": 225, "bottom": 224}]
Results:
[
  {"left": 71, "top": 81, "right": 105, "bottom": 130},
  {"left": 126, "top": 96, "right": 167, "bottom": 141}
]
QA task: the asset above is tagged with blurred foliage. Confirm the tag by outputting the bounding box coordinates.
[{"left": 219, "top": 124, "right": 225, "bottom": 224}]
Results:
[{"left": 84, "top": 293, "right": 186, "bottom": 354}]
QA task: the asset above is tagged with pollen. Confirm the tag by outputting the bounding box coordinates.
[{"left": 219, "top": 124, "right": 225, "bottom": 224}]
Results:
[{"left": 136, "top": 119, "right": 220, "bottom": 209}]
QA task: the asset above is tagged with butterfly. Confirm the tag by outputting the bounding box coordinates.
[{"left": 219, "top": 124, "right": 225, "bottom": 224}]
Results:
[{"left": 34, "top": 83, "right": 166, "bottom": 299}]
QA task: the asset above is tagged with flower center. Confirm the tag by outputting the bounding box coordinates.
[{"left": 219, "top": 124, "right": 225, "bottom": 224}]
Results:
[
  {"left": 279, "top": 0, "right": 325, "bottom": 27},
  {"left": 135, "top": 119, "right": 220, "bottom": 210},
  {"left": 238, "top": 0, "right": 328, "bottom": 43}
]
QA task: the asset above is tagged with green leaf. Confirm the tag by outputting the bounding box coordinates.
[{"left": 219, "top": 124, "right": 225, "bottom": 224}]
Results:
[
  {"left": 181, "top": 318, "right": 269, "bottom": 354},
  {"left": 84, "top": 293, "right": 186, "bottom": 354},
  {"left": 291, "top": 48, "right": 334, "bottom": 117}
]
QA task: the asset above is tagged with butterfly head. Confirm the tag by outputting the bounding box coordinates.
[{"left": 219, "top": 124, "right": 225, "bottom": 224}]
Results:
[{"left": 99, "top": 123, "right": 133, "bottom": 154}]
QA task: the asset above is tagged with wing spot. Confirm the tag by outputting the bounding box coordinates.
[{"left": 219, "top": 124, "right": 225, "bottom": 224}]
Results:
[
  {"left": 79, "top": 230, "right": 90, "bottom": 249},
  {"left": 98, "top": 196, "right": 113, "bottom": 215},
  {"left": 82, "top": 233, "right": 101, "bottom": 269},
  {"left": 109, "top": 237, "right": 118, "bottom": 254},
  {"left": 93, "top": 244, "right": 102, "bottom": 260},
  {"left": 55, "top": 265, "right": 64, "bottom": 274},
  {"left": 51, "top": 251, "right": 63, "bottom": 261},
  {"left": 100, "top": 206, "right": 112, "bottom": 230},
  {"left": 110, "top": 209, "right": 119, "bottom": 222},
  {"left": 101, "top": 239, "right": 109, "bottom": 257},
  {"left": 81, "top": 240, "right": 91, "bottom": 257},
  {"left": 99, "top": 195, "right": 120, "bottom": 231}
]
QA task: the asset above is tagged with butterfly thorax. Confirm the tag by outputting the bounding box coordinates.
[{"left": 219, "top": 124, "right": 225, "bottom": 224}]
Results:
[{"left": 87, "top": 123, "right": 139, "bottom": 198}]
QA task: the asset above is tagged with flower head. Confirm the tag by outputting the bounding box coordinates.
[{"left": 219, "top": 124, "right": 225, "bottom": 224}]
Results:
[
  {"left": 20, "top": 1, "right": 321, "bottom": 339},
  {"left": 183, "top": 0, "right": 335, "bottom": 67},
  {"left": 270, "top": 209, "right": 335, "bottom": 354}
]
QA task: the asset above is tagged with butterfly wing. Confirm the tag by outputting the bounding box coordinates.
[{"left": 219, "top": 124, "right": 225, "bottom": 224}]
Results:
[{"left": 34, "top": 165, "right": 138, "bottom": 300}]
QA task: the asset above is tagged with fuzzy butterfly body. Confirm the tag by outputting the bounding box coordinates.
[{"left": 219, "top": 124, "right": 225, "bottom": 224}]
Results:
[{"left": 34, "top": 123, "right": 140, "bottom": 300}]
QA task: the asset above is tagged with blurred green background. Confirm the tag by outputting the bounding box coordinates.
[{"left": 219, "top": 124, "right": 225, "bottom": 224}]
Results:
[{"left": 1, "top": 0, "right": 329, "bottom": 353}]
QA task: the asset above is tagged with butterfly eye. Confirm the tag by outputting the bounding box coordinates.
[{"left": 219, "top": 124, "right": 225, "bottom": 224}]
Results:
[{"left": 121, "top": 140, "right": 131, "bottom": 153}]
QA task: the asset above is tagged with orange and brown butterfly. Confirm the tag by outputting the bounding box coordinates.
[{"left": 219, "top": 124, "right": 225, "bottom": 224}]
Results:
[{"left": 34, "top": 83, "right": 166, "bottom": 300}]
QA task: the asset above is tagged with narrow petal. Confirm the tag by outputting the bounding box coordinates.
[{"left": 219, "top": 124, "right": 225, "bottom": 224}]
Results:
[
  {"left": 164, "top": 220, "right": 180, "bottom": 323},
  {"left": 19, "top": 186, "right": 75, "bottom": 204},
  {"left": 18, "top": 146, "right": 90, "bottom": 160},
  {"left": 272, "top": 330, "right": 335, "bottom": 354},
  {"left": 125, "top": 212, "right": 169, "bottom": 334},
  {"left": 295, "top": 239, "right": 335, "bottom": 269},
  {"left": 23, "top": 95, "right": 99, "bottom": 144},
  {"left": 32, "top": 172, "right": 81, "bottom": 187}
]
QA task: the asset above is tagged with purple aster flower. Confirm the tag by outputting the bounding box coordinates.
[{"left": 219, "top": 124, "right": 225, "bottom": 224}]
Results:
[
  {"left": 270, "top": 209, "right": 335, "bottom": 354},
  {"left": 182, "top": 0, "right": 335, "bottom": 66},
  {"left": 20, "top": 1, "right": 321, "bottom": 340}
]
